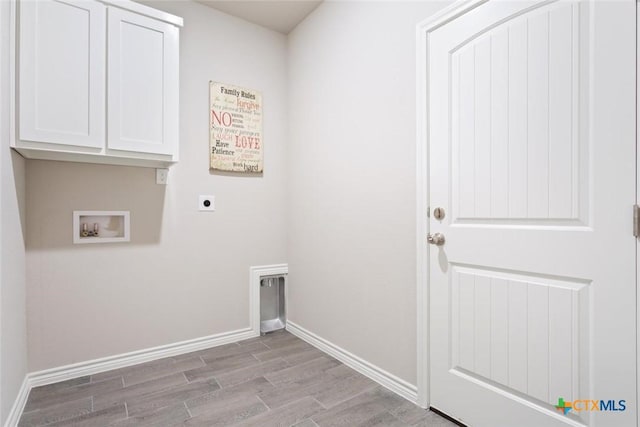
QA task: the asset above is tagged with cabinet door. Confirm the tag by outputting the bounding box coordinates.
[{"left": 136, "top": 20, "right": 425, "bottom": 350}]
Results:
[
  {"left": 107, "top": 7, "right": 179, "bottom": 156},
  {"left": 19, "top": 0, "right": 106, "bottom": 148}
]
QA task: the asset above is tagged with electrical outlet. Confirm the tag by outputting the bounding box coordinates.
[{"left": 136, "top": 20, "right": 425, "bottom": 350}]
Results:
[
  {"left": 199, "top": 195, "right": 215, "bottom": 211},
  {"left": 156, "top": 168, "right": 169, "bottom": 185}
]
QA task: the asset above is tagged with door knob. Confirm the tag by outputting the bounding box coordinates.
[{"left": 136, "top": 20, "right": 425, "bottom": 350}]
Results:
[{"left": 427, "top": 233, "right": 445, "bottom": 246}]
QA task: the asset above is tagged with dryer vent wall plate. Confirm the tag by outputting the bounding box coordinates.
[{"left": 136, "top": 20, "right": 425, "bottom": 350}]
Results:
[{"left": 199, "top": 195, "right": 215, "bottom": 211}]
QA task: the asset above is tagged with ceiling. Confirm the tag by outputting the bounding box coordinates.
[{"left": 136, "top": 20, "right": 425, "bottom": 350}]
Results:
[{"left": 194, "top": 0, "right": 323, "bottom": 34}]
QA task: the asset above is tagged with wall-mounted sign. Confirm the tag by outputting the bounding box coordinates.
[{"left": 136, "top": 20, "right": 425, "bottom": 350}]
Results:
[{"left": 209, "top": 82, "right": 263, "bottom": 173}]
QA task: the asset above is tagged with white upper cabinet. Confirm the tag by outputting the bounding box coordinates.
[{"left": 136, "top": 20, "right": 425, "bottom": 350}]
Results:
[
  {"left": 13, "top": 0, "right": 183, "bottom": 168},
  {"left": 107, "top": 7, "right": 178, "bottom": 156},
  {"left": 19, "top": 0, "right": 106, "bottom": 148}
]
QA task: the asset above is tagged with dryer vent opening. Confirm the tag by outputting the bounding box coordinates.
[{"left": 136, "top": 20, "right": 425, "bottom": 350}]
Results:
[{"left": 260, "top": 275, "right": 286, "bottom": 334}]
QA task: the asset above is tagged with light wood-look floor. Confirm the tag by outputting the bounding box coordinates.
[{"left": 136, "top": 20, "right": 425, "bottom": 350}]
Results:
[{"left": 18, "top": 330, "right": 457, "bottom": 426}]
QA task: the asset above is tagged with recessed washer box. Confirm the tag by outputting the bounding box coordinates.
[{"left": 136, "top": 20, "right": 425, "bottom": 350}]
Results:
[{"left": 73, "top": 211, "right": 130, "bottom": 244}]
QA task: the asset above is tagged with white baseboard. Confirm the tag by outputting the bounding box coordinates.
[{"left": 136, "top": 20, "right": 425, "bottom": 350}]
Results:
[
  {"left": 3, "top": 327, "right": 256, "bottom": 427},
  {"left": 28, "top": 328, "right": 256, "bottom": 388},
  {"left": 286, "top": 321, "right": 418, "bottom": 404},
  {"left": 3, "top": 377, "right": 29, "bottom": 427}
]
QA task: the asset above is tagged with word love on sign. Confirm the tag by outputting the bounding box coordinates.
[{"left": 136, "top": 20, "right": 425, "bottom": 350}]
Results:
[{"left": 209, "top": 82, "right": 263, "bottom": 173}]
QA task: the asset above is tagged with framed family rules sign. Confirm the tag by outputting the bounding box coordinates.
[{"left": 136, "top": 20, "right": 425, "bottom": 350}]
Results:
[{"left": 209, "top": 82, "right": 263, "bottom": 173}]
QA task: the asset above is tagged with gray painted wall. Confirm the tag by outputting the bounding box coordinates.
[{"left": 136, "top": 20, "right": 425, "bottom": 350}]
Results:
[
  {"left": 2, "top": 3, "right": 458, "bottom": 420},
  {"left": 0, "top": 0, "right": 28, "bottom": 422},
  {"left": 287, "top": 1, "right": 450, "bottom": 385},
  {"left": 26, "top": 0, "right": 288, "bottom": 371}
]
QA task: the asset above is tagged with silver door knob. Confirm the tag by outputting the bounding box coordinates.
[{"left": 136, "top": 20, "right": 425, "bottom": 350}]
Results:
[{"left": 427, "top": 233, "right": 445, "bottom": 246}]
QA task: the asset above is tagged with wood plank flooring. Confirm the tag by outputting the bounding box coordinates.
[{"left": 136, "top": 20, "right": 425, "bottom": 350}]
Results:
[{"left": 18, "top": 331, "right": 457, "bottom": 427}]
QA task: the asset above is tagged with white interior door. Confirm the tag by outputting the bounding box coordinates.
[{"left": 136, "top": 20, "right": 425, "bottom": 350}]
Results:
[{"left": 428, "top": 1, "right": 636, "bottom": 426}]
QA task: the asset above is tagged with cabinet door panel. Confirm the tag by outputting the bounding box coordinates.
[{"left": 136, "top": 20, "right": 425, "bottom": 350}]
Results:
[
  {"left": 19, "top": 0, "right": 105, "bottom": 148},
  {"left": 107, "top": 7, "right": 178, "bottom": 156}
]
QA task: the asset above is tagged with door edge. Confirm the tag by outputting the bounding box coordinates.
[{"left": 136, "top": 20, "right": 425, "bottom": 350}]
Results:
[{"left": 415, "top": 0, "right": 489, "bottom": 409}]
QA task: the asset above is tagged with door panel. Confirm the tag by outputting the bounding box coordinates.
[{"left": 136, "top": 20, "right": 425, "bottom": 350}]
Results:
[
  {"left": 451, "top": 267, "right": 585, "bottom": 402},
  {"left": 451, "top": 1, "right": 582, "bottom": 225},
  {"left": 107, "top": 7, "right": 178, "bottom": 156},
  {"left": 428, "top": 1, "right": 636, "bottom": 426},
  {"left": 19, "top": 0, "right": 105, "bottom": 147}
]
